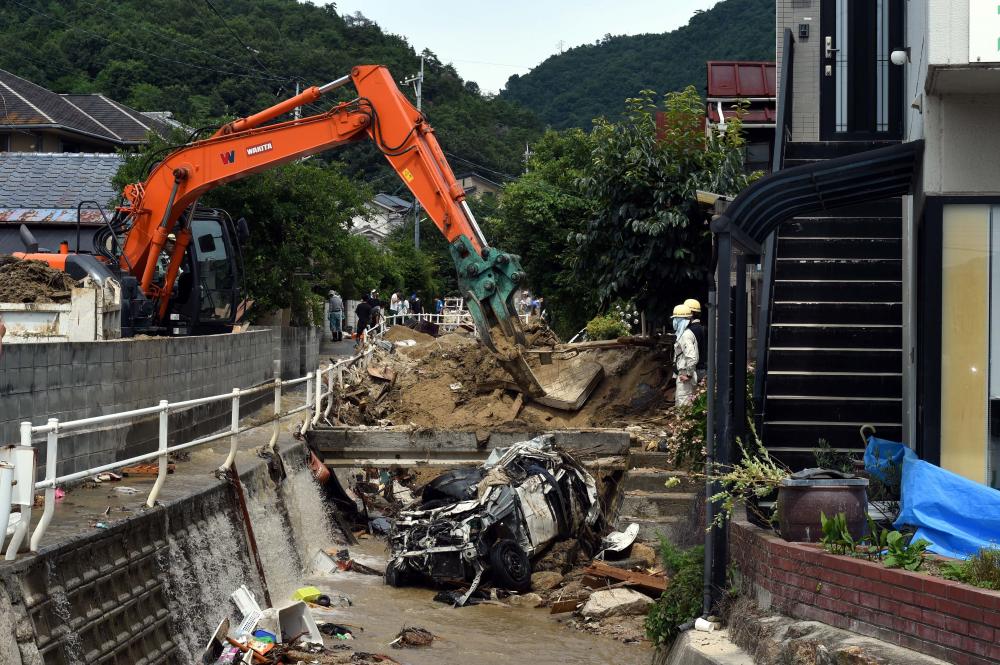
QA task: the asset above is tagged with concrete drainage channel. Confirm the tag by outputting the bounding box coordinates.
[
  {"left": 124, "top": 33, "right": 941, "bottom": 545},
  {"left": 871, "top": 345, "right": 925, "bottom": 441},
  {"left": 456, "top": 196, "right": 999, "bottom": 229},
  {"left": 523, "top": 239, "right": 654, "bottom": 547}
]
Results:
[{"left": 0, "top": 421, "right": 675, "bottom": 665}]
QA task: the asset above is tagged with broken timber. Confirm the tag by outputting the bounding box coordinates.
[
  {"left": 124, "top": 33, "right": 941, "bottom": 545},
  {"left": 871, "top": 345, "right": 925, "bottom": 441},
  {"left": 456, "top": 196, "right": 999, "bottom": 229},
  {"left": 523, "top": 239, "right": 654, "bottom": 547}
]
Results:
[{"left": 581, "top": 560, "right": 668, "bottom": 596}]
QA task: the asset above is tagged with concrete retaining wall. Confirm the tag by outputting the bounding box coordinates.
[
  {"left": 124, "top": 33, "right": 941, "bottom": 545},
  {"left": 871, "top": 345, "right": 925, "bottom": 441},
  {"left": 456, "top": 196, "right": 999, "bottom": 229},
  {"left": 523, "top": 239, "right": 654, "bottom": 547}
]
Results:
[
  {"left": 0, "top": 441, "right": 338, "bottom": 665},
  {"left": 0, "top": 327, "right": 322, "bottom": 478}
]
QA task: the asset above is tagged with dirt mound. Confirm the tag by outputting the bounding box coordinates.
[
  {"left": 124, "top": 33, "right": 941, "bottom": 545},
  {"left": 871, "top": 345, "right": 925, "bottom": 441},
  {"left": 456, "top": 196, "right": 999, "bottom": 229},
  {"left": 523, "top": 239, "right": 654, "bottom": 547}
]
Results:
[
  {"left": 328, "top": 329, "right": 668, "bottom": 430},
  {"left": 383, "top": 324, "right": 435, "bottom": 344},
  {"left": 0, "top": 257, "right": 79, "bottom": 304}
]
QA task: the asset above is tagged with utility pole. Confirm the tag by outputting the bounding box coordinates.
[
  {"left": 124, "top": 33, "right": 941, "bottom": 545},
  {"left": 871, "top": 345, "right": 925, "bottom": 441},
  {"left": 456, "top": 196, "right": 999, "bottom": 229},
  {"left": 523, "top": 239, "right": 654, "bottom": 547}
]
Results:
[
  {"left": 293, "top": 81, "right": 301, "bottom": 120},
  {"left": 523, "top": 143, "right": 532, "bottom": 174},
  {"left": 556, "top": 39, "right": 566, "bottom": 53},
  {"left": 402, "top": 57, "right": 425, "bottom": 249}
]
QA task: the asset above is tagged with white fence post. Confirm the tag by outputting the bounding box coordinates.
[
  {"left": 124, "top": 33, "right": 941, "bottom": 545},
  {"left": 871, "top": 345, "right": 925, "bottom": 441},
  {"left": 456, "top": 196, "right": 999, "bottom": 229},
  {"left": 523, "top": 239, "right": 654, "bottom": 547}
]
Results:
[
  {"left": 7, "top": 422, "right": 34, "bottom": 559},
  {"left": 305, "top": 371, "right": 313, "bottom": 410},
  {"left": 312, "top": 364, "right": 323, "bottom": 426},
  {"left": 0, "top": 461, "right": 13, "bottom": 549},
  {"left": 267, "top": 360, "right": 282, "bottom": 452},
  {"left": 146, "top": 400, "right": 170, "bottom": 508},
  {"left": 29, "top": 418, "right": 58, "bottom": 552},
  {"left": 219, "top": 388, "right": 240, "bottom": 471}
]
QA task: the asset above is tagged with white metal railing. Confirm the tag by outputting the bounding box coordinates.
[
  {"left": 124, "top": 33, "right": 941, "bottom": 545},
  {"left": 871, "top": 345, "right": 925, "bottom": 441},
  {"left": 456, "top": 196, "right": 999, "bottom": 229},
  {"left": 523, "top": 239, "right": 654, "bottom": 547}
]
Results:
[{"left": 0, "top": 346, "right": 379, "bottom": 560}]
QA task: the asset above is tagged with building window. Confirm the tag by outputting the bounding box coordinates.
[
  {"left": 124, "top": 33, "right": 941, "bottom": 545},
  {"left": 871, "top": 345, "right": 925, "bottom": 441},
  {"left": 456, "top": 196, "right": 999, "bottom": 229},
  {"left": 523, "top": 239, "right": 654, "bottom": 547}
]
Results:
[
  {"left": 0, "top": 133, "right": 8, "bottom": 151},
  {"left": 939, "top": 203, "right": 1000, "bottom": 488}
]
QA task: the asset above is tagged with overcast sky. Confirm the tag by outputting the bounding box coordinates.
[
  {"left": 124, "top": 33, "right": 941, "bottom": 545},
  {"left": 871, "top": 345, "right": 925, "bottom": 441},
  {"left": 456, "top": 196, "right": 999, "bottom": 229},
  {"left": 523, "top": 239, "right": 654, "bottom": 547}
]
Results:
[{"left": 331, "top": 0, "right": 721, "bottom": 93}]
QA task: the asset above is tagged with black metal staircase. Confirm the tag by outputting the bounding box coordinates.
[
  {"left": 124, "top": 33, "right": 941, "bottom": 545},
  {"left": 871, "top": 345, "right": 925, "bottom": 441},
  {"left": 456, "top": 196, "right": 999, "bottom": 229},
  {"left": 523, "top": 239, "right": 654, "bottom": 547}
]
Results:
[{"left": 757, "top": 141, "right": 904, "bottom": 469}]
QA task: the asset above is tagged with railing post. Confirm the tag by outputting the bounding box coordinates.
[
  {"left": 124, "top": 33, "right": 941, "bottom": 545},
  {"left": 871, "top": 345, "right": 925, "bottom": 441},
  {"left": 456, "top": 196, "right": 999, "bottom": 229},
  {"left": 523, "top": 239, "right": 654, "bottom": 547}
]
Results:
[
  {"left": 219, "top": 388, "right": 240, "bottom": 471},
  {"left": 267, "top": 360, "right": 282, "bottom": 452},
  {"left": 312, "top": 364, "right": 323, "bottom": 425},
  {"left": 0, "top": 461, "right": 13, "bottom": 550},
  {"left": 305, "top": 371, "right": 313, "bottom": 409},
  {"left": 146, "top": 400, "right": 170, "bottom": 508},
  {"left": 29, "top": 418, "right": 59, "bottom": 552},
  {"left": 7, "top": 422, "right": 34, "bottom": 559}
]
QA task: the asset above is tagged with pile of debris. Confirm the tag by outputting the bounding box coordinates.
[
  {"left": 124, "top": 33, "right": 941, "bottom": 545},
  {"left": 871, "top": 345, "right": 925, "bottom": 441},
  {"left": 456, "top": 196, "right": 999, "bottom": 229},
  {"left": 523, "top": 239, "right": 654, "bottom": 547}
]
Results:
[
  {"left": 325, "top": 324, "right": 668, "bottom": 430},
  {"left": 205, "top": 571, "right": 403, "bottom": 665},
  {"left": 0, "top": 256, "right": 78, "bottom": 304}
]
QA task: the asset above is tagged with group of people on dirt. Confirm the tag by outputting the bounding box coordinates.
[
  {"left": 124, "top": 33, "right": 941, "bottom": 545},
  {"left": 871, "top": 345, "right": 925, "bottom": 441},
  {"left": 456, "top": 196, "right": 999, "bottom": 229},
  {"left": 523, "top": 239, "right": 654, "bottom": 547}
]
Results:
[
  {"left": 671, "top": 298, "right": 707, "bottom": 407},
  {"left": 327, "top": 289, "right": 440, "bottom": 349}
]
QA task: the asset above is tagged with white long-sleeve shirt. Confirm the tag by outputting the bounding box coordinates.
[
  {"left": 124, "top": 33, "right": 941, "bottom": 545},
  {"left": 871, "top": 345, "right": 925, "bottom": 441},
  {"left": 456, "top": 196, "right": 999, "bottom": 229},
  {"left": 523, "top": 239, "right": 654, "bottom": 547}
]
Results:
[{"left": 674, "top": 328, "right": 699, "bottom": 375}]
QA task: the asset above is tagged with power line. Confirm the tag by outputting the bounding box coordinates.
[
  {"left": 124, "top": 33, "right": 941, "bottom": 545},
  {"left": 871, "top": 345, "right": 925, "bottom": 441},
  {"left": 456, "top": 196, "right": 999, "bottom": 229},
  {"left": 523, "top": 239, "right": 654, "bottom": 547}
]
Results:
[
  {"left": 443, "top": 151, "right": 516, "bottom": 181},
  {"left": 9, "top": 0, "right": 289, "bottom": 83}
]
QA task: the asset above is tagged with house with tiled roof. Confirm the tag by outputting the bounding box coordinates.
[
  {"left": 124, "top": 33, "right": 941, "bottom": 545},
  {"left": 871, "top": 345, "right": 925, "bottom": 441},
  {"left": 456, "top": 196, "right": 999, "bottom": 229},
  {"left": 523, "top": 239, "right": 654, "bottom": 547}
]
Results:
[
  {"left": 350, "top": 192, "right": 414, "bottom": 244},
  {"left": 0, "top": 151, "right": 124, "bottom": 254},
  {"left": 0, "top": 68, "right": 173, "bottom": 152}
]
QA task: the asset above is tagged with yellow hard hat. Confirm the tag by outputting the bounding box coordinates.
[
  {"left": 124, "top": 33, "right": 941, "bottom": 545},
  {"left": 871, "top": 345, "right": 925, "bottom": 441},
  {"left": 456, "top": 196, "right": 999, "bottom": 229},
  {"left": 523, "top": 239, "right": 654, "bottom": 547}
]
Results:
[
  {"left": 684, "top": 298, "right": 702, "bottom": 313},
  {"left": 672, "top": 304, "right": 692, "bottom": 318}
]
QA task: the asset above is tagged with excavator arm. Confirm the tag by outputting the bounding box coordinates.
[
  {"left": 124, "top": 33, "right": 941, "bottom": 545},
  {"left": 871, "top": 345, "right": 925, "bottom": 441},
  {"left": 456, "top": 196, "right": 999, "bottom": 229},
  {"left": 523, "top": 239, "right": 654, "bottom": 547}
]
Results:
[{"left": 118, "top": 65, "right": 544, "bottom": 394}]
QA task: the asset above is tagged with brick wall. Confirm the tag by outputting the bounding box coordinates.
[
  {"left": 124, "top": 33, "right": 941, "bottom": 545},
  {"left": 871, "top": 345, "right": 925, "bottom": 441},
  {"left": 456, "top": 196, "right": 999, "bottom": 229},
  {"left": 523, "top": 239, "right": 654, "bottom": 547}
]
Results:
[
  {"left": 776, "top": 0, "right": 821, "bottom": 141},
  {"left": 0, "top": 327, "right": 321, "bottom": 478},
  {"left": 731, "top": 520, "right": 1000, "bottom": 664}
]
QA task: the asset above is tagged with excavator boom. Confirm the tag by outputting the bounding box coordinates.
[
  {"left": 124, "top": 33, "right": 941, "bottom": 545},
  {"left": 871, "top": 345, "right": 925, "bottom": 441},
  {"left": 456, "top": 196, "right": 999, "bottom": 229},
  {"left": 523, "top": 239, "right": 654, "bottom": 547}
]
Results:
[{"left": 33, "top": 65, "right": 602, "bottom": 408}]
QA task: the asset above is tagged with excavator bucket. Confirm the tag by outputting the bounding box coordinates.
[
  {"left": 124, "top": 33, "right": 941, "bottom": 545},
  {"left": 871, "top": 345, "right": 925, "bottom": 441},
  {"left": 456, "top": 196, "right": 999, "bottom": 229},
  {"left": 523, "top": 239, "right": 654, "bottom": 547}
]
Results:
[{"left": 451, "top": 237, "right": 604, "bottom": 411}]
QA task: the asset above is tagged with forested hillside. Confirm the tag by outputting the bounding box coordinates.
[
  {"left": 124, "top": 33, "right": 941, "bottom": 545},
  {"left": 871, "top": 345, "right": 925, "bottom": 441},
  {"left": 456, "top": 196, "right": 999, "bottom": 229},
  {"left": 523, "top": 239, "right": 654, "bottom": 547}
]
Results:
[
  {"left": 0, "top": 0, "right": 540, "bottom": 178},
  {"left": 502, "top": 0, "right": 775, "bottom": 129}
]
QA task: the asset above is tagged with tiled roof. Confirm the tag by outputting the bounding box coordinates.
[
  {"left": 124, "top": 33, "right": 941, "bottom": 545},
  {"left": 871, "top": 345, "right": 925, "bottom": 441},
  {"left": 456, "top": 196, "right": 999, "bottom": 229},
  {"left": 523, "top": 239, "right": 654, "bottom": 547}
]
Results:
[
  {"left": 0, "top": 68, "right": 170, "bottom": 144},
  {"left": 62, "top": 94, "right": 173, "bottom": 142},
  {"left": 0, "top": 152, "right": 123, "bottom": 211},
  {"left": 373, "top": 192, "right": 413, "bottom": 211}
]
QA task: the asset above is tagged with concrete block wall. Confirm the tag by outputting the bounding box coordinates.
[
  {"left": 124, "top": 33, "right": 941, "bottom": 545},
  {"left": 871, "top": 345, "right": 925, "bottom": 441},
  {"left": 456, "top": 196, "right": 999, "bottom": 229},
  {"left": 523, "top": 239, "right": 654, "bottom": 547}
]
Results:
[
  {"left": 0, "top": 328, "right": 321, "bottom": 478},
  {"left": 777, "top": 0, "right": 821, "bottom": 141}
]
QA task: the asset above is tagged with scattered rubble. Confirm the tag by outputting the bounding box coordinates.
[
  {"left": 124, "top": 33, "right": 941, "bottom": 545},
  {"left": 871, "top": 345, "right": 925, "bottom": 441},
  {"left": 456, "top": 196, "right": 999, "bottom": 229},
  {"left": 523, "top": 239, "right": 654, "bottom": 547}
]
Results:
[
  {"left": 0, "top": 256, "right": 78, "bottom": 303},
  {"left": 326, "top": 325, "right": 668, "bottom": 429}
]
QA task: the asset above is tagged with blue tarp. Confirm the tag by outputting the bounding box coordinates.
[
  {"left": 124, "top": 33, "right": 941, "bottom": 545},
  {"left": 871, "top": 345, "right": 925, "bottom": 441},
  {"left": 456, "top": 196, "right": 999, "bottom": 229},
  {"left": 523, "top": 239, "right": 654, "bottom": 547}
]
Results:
[{"left": 865, "top": 436, "right": 1000, "bottom": 559}]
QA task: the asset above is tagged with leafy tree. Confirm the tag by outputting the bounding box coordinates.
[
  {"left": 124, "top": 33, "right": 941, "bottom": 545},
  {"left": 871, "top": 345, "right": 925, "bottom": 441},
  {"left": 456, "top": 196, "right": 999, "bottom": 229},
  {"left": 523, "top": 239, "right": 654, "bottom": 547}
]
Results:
[
  {"left": 572, "top": 86, "right": 755, "bottom": 326},
  {"left": 492, "top": 129, "right": 596, "bottom": 338}
]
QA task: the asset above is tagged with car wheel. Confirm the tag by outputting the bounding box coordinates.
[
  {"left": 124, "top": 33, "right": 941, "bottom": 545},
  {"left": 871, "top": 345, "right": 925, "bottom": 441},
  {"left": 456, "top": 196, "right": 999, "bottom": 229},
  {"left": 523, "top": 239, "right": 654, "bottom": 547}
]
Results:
[
  {"left": 489, "top": 539, "right": 531, "bottom": 592},
  {"left": 385, "top": 561, "right": 405, "bottom": 587}
]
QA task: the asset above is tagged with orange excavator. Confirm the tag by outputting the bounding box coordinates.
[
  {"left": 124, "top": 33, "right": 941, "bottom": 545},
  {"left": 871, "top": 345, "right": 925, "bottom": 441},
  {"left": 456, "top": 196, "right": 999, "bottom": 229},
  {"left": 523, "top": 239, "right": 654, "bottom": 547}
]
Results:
[{"left": 13, "top": 65, "right": 601, "bottom": 408}]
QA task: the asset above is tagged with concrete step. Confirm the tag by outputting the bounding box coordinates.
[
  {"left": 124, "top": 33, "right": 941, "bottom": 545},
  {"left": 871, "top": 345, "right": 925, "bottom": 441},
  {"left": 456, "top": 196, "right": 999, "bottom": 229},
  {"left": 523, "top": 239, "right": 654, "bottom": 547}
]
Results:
[
  {"left": 620, "top": 491, "right": 698, "bottom": 520},
  {"left": 628, "top": 450, "right": 675, "bottom": 469},
  {"left": 614, "top": 515, "right": 700, "bottom": 547},
  {"left": 623, "top": 469, "right": 699, "bottom": 493}
]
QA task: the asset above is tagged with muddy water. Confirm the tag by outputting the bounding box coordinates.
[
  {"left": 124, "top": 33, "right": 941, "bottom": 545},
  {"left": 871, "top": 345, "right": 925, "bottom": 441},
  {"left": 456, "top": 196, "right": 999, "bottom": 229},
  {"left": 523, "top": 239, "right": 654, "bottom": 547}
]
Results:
[{"left": 298, "top": 539, "right": 652, "bottom": 665}]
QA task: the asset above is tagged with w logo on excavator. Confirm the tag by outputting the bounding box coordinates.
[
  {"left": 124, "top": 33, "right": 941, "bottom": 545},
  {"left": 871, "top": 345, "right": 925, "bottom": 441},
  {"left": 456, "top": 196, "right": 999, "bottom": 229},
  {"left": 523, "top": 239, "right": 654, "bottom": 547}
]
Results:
[{"left": 220, "top": 150, "right": 236, "bottom": 165}]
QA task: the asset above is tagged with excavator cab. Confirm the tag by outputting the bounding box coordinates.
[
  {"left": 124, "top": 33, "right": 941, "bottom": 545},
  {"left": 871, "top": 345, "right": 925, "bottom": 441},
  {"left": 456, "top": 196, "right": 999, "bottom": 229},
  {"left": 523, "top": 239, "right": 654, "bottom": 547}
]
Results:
[{"left": 163, "top": 208, "right": 245, "bottom": 335}]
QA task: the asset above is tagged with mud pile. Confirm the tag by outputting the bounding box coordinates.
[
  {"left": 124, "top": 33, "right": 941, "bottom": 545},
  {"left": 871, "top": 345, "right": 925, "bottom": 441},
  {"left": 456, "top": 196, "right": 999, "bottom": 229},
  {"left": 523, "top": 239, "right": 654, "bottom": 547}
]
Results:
[
  {"left": 0, "top": 256, "right": 79, "bottom": 304},
  {"left": 329, "top": 325, "right": 668, "bottom": 429}
]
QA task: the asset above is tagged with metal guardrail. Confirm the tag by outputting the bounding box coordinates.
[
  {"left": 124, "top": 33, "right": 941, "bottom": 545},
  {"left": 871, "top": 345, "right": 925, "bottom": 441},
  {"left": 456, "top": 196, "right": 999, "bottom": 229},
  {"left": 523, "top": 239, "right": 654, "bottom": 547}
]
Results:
[
  {"left": 0, "top": 310, "right": 500, "bottom": 559},
  {"left": 0, "top": 345, "right": 381, "bottom": 560}
]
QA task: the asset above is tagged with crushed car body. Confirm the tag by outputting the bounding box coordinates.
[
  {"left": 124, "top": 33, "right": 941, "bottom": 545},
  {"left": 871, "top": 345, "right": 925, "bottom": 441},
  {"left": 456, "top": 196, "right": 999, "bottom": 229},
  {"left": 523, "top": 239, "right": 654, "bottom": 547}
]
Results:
[{"left": 384, "top": 435, "right": 602, "bottom": 604}]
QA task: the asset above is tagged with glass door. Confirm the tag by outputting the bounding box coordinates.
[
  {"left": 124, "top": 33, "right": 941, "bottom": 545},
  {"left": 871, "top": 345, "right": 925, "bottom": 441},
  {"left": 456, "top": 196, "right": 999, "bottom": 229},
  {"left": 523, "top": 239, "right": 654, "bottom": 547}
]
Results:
[{"left": 820, "top": 0, "right": 903, "bottom": 140}]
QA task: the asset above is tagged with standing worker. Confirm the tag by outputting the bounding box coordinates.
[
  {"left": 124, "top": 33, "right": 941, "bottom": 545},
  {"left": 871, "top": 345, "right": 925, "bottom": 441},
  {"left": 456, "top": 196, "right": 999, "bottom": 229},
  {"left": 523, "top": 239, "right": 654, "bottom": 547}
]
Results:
[
  {"left": 685, "top": 298, "right": 707, "bottom": 384},
  {"left": 354, "top": 296, "right": 373, "bottom": 349},
  {"left": 328, "top": 290, "right": 344, "bottom": 342},
  {"left": 672, "top": 304, "right": 699, "bottom": 406}
]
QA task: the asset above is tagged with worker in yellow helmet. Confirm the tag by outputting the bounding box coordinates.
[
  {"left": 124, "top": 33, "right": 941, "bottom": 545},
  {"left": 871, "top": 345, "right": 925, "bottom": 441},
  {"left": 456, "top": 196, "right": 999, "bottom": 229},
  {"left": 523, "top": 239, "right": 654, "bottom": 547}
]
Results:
[
  {"left": 684, "top": 298, "right": 706, "bottom": 383},
  {"left": 672, "top": 304, "right": 699, "bottom": 406}
]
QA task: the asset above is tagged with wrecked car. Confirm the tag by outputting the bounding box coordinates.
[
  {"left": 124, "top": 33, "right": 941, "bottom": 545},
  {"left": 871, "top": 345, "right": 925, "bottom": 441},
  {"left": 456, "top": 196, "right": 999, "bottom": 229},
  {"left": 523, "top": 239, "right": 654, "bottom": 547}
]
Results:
[{"left": 384, "top": 436, "right": 602, "bottom": 602}]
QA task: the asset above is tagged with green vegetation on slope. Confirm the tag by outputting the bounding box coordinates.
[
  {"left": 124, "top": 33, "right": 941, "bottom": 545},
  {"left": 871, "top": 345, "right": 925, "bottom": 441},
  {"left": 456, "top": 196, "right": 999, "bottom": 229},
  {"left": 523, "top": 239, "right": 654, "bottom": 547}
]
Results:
[
  {"left": 502, "top": 0, "right": 775, "bottom": 129},
  {"left": 0, "top": 0, "right": 540, "bottom": 178}
]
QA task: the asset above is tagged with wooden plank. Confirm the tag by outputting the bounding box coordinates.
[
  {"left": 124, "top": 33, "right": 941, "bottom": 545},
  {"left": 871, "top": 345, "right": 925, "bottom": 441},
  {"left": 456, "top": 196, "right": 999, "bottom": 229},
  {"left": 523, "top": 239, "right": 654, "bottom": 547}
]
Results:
[
  {"left": 550, "top": 598, "right": 584, "bottom": 614},
  {"left": 533, "top": 359, "right": 604, "bottom": 410},
  {"left": 582, "top": 560, "right": 668, "bottom": 595}
]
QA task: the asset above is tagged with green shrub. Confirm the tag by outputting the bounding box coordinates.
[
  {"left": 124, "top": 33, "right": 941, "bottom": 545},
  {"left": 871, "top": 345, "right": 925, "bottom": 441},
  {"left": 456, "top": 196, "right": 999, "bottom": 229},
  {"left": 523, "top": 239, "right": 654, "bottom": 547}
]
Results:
[
  {"left": 645, "top": 538, "right": 704, "bottom": 646},
  {"left": 943, "top": 547, "right": 1000, "bottom": 590},
  {"left": 585, "top": 314, "right": 629, "bottom": 340}
]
